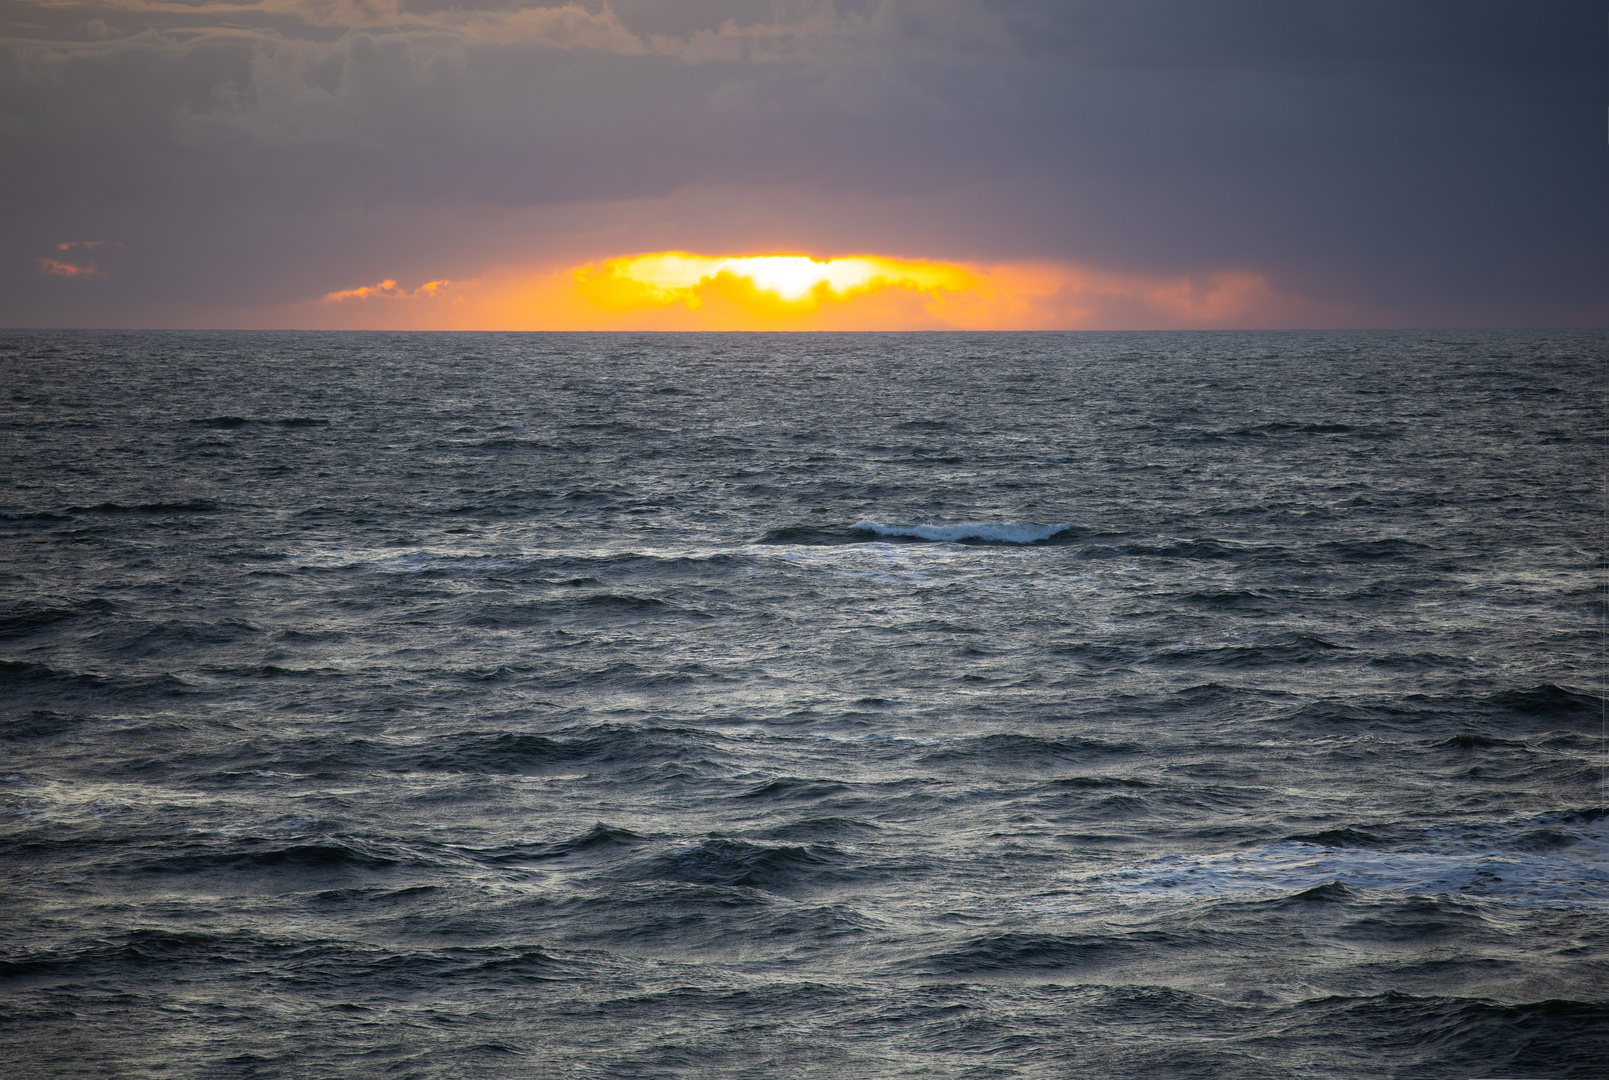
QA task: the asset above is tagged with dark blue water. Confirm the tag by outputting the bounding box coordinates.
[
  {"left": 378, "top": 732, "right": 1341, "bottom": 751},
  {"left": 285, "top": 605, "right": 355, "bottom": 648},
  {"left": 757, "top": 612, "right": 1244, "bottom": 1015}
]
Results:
[{"left": 2, "top": 330, "right": 1605, "bottom": 1079}]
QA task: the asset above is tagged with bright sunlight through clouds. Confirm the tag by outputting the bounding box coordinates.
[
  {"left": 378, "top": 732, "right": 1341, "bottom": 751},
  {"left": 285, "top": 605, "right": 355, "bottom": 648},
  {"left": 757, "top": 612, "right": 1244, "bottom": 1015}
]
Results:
[
  {"left": 578, "top": 253, "right": 973, "bottom": 310},
  {"left": 292, "top": 250, "right": 1333, "bottom": 332}
]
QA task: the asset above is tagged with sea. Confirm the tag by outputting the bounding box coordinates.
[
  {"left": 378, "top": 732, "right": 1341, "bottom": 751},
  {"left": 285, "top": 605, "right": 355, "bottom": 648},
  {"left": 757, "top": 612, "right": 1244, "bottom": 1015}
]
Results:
[{"left": 1, "top": 329, "right": 1605, "bottom": 1079}]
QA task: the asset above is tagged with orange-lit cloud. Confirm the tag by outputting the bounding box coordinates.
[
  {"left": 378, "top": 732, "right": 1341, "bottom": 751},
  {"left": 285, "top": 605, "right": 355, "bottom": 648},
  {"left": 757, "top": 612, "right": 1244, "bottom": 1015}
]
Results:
[
  {"left": 37, "top": 258, "right": 104, "bottom": 278},
  {"left": 324, "top": 278, "right": 456, "bottom": 302},
  {"left": 576, "top": 253, "right": 973, "bottom": 317},
  {"left": 284, "top": 252, "right": 1334, "bottom": 331},
  {"left": 57, "top": 241, "right": 108, "bottom": 251},
  {"left": 561, "top": 253, "right": 1285, "bottom": 330}
]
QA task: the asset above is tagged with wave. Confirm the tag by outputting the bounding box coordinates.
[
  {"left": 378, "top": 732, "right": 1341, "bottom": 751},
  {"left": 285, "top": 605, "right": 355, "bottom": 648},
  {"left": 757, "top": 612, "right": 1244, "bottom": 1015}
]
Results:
[
  {"left": 0, "top": 659, "right": 195, "bottom": 701},
  {"left": 619, "top": 838, "right": 851, "bottom": 893},
  {"left": 911, "top": 928, "right": 1221, "bottom": 975},
  {"left": 1319, "top": 537, "right": 1427, "bottom": 562},
  {"left": 475, "top": 823, "right": 644, "bottom": 864},
  {"left": 0, "top": 603, "right": 97, "bottom": 638},
  {"left": 1274, "top": 993, "right": 1609, "bottom": 1068},
  {"left": 186, "top": 413, "right": 323, "bottom": 429},
  {"left": 71, "top": 499, "right": 220, "bottom": 514},
  {"left": 410, "top": 725, "right": 722, "bottom": 775},
  {"left": 756, "top": 521, "right": 1078, "bottom": 546},
  {"left": 1063, "top": 809, "right": 1609, "bottom": 906},
  {"left": 851, "top": 520, "right": 1075, "bottom": 544},
  {"left": 137, "top": 841, "right": 406, "bottom": 874},
  {"left": 1489, "top": 683, "right": 1600, "bottom": 716},
  {"left": 0, "top": 930, "right": 594, "bottom": 987},
  {"left": 0, "top": 510, "right": 71, "bottom": 523},
  {"left": 920, "top": 733, "right": 1137, "bottom": 766},
  {"left": 1155, "top": 635, "right": 1350, "bottom": 670},
  {"left": 1, "top": 709, "right": 94, "bottom": 741},
  {"left": 757, "top": 816, "right": 883, "bottom": 841}
]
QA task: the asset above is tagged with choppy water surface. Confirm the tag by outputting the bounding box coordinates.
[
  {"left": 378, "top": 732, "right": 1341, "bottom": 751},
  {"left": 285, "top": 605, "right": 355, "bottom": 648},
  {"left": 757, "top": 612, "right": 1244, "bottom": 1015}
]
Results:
[{"left": 2, "top": 330, "right": 1605, "bottom": 1079}]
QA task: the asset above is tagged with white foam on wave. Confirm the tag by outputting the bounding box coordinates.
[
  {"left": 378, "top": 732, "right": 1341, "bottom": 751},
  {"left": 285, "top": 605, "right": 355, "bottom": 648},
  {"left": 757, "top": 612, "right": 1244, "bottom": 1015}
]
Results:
[
  {"left": 1099, "top": 845, "right": 1606, "bottom": 906},
  {"left": 851, "top": 520, "right": 1072, "bottom": 545},
  {"left": 1057, "top": 819, "right": 1609, "bottom": 909}
]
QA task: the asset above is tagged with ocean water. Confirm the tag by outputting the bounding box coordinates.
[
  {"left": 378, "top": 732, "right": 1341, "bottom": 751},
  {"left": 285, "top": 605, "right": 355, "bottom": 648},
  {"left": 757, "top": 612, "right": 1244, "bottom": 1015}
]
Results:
[{"left": 1, "top": 329, "right": 1604, "bottom": 1079}]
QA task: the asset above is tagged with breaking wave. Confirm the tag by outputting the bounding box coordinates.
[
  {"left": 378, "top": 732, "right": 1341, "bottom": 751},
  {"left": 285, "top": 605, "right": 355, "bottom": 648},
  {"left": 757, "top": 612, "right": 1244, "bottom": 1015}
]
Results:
[{"left": 849, "top": 520, "right": 1074, "bottom": 544}]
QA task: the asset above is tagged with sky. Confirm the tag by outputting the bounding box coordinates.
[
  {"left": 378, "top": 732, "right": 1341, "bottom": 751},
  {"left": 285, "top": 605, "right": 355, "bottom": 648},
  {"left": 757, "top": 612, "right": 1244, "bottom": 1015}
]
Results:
[{"left": 2, "top": 0, "right": 1603, "bottom": 330}]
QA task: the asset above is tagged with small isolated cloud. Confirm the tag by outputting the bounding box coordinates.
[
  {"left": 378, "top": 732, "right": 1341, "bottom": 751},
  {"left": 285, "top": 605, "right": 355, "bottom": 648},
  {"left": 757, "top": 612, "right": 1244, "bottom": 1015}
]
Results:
[
  {"left": 324, "top": 278, "right": 455, "bottom": 302},
  {"left": 324, "top": 278, "right": 404, "bottom": 301},
  {"left": 57, "top": 241, "right": 108, "bottom": 251},
  {"left": 37, "top": 258, "right": 104, "bottom": 278}
]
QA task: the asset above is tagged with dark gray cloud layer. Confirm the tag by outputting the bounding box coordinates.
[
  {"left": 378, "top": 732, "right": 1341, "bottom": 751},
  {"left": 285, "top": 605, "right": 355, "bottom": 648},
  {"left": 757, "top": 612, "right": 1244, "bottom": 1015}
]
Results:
[{"left": 2, "top": 0, "right": 1603, "bottom": 325}]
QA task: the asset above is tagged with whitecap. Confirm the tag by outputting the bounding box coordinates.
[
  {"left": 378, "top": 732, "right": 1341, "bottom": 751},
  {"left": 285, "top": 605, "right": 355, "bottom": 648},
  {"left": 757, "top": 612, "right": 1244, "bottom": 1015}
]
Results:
[
  {"left": 850, "top": 520, "right": 1072, "bottom": 545},
  {"left": 1059, "top": 815, "right": 1609, "bottom": 909}
]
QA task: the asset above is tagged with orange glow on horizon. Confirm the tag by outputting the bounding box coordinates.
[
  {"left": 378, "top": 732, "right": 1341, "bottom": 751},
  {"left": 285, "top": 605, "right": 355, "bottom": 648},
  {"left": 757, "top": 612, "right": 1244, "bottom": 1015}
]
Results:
[
  {"left": 576, "top": 253, "right": 973, "bottom": 315},
  {"left": 288, "top": 250, "right": 1330, "bottom": 331}
]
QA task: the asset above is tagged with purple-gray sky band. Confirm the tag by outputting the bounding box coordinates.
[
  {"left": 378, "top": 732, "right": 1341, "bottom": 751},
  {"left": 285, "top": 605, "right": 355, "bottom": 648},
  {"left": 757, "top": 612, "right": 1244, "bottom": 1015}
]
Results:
[{"left": 1, "top": 0, "right": 1602, "bottom": 327}]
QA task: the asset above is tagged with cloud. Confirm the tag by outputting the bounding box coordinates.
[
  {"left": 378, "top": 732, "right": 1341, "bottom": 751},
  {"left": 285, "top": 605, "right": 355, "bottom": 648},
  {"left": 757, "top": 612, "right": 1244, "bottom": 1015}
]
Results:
[
  {"left": 36, "top": 258, "right": 104, "bottom": 277},
  {"left": 57, "top": 240, "right": 106, "bottom": 250},
  {"left": 324, "top": 277, "right": 456, "bottom": 301},
  {"left": 5, "top": 0, "right": 1009, "bottom": 59},
  {"left": 575, "top": 253, "right": 973, "bottom": 312},
  {"left": 561, "top": 253, "right": 1302, "bottom": 330}
]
